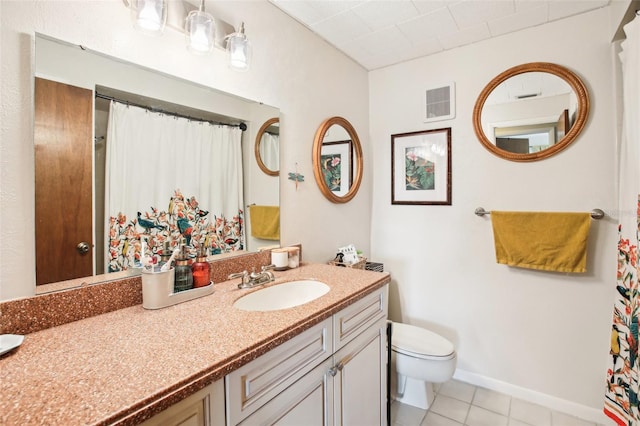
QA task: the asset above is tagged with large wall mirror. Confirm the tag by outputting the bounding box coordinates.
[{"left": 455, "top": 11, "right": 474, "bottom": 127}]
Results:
[
  {"left": 312, "top": 116, "right": 363, "bottom": 203},
  {"left": 30, "top": 35, "right": 279, "bottom": 296},
  {"left": 255, "top": 118, "right": 280, "bottom": 176},
  {"left": 473, "top": 62, "right": 590, "bottom": 162}
]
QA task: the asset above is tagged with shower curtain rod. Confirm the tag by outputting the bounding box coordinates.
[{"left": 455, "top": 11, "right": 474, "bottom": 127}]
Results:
[
  {"left": 474, "top": 207, "right": 605, "bottom": 220},
  {"left": 95, "top": 93, "right": 246, "bottom": 130}
]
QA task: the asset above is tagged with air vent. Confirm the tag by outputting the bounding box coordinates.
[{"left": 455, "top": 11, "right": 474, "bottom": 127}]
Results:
[{"left": 424, "top": 82, "right": 455, "bottom": 122}]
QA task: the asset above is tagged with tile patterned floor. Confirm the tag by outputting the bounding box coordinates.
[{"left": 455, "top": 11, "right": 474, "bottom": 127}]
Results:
[{"left": 390, "top": 380, "right": 611, "bottom": 426}]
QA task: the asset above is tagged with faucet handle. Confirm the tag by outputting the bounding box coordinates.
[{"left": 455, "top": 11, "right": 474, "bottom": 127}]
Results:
[
  {"left": 228, "top": 270, "right": 249, "bottom": 283},
  {"left": 261, "top": 264, "right": 276, "bottom": 282},
  {"left": 261, "top": 264, "right": 276, "bottom": 272}
]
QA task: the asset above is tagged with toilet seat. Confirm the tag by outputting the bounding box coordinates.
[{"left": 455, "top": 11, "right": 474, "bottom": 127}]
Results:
[{"left": 391, "top": 322, "right": 455, "bottom": 361}]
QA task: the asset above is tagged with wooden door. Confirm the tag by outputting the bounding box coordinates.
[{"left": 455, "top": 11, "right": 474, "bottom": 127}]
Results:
[
  {"left": 34, "top": 77, "right": 93, "bottom": 285},
  {"left": 556, "top": 109, "right": 570, "bottom": 142}
]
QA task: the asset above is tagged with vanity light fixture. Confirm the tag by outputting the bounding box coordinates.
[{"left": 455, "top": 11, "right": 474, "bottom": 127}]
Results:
[
  {"left": 226, "top": 22, "right": 251, "bottom": 71},
  {"left": 124, "top": 0, "right": 251, "bottom": 71},
  {"left": 185, "top": 0, "right": 215, "bottom": 54},
  {"left": 129, "top": 0, "right": 167, "bottom": 35}
]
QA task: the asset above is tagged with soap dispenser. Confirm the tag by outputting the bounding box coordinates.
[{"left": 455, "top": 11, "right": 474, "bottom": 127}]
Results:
[
  {"left": 159, "top": 241, "right": 172, "bottom": 269},
  {"left": 173, "top": 244, "right": 193, "bottom": 293},
  {"left": 192, "top": 247, "right": 211, "bottom": 288}
]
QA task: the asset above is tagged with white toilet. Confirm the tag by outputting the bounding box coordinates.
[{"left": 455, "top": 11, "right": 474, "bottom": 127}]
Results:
[{"left": 390, "top": 321, "right": 457, "bottom": 410}]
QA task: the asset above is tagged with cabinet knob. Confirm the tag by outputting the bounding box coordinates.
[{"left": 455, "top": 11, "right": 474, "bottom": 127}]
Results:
[{"left": 329, "top": 361, "right": 345, "bottom": 377}]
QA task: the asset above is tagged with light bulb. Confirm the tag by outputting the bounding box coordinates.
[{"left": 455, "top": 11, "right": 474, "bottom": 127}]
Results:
[
  {"left": 186, "top": 10, "right": 215, "bottom": 54},
  {"left": 226, "top": 24, "right": 251, "bottom": 71},
  {"left": 230, "top": 40, "right": 248, "bottom": 69},
  {"left": 132, "top": 0, "right": 166, "bottom": 35}
]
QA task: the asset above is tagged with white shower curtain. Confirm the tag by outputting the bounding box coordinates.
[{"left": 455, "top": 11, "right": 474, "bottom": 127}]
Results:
[
  {"left": 604, "top": 15, "right": 640, "bottom": 426},
  {"left": 260, "top": 132, "right": 280, "bottom": 171},
  {"left": 105, "top": 101, "right": 244, "bottom": 271}
]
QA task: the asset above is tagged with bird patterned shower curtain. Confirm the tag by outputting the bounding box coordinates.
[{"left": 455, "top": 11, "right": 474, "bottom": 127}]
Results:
[
  {"left": 605, "top": 15, "right": 640, "bottom": 426},
  {"left": 104, "top": 101, "right": 244, "bottom": 272}
]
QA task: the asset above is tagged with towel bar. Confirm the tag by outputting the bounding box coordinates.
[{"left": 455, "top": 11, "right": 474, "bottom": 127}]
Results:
[{"left": 474, "top": 207, "right": 605, "bottom": 220}]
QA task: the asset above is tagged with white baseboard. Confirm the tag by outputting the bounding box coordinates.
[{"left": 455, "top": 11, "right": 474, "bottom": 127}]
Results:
[{"left": 453, "top": 369, "right": 611, "bottom": 425}]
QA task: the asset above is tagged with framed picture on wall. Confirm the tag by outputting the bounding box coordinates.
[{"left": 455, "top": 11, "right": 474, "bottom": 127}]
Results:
[
  {"left": 391, "top": 128, "right": 451, "bottom": 205},
  {"left": 321, "top": 140, "right": 353, "bottom": 197}
]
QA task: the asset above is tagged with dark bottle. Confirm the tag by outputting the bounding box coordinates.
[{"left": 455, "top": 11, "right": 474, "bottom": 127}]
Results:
[
  {"left": 174, "top": 245, "right": 193, "bottom": 293},
  {"left": 192, "top": 247, "right": 211, "bottom": 288}
]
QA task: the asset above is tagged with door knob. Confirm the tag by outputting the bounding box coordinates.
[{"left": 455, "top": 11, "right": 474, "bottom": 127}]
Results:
[{"left": 76, "top": 242, "right": 90, "bottom": 254}]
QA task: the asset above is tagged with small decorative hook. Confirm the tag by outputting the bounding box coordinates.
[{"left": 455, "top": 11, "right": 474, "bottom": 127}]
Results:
[{"left": 288, "top": 163, "right": 304, "bottom": 190}]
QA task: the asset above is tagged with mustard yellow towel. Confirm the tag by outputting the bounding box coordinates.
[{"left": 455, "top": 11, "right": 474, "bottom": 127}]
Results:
[
  {"left": 249, "top": 205, "right": 280, "bottom": 240},
  {"left": 491, "top": 211, "right": 591, "bottom": 273}
]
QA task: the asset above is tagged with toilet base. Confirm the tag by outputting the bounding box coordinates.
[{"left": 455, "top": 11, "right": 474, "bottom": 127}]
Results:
[{"left": 392, "top": 374, "right": 436, "bottom": 410}]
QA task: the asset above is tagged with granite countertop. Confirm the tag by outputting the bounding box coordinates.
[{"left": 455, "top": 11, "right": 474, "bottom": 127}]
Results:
[{"left": 0, "top": 263, "right": 390, "bottom": 425}]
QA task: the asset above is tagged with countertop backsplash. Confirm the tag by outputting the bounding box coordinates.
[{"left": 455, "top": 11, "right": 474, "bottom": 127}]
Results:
[{"left": 0, "top": 250, "right": 271, "bottom": 335}]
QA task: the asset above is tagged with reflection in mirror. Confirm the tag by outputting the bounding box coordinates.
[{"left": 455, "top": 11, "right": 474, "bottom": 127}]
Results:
[
  {"left": 320, "top": 125, "right": 353, "bottom": 197},
  {"left": 255, "top": 118, "right": 279, "bottom": 176},
  {"left": 484, "top": 72, "right": 574, "bottom": 153},
  {"left": 31, "top": 34, "right": 279, "bottom": 297},
  {"left": 473, "top": 62, "right": 589, "bottom": 162},
  {"left": 312, "top": 117, "right": 363, "bottom": 203}
]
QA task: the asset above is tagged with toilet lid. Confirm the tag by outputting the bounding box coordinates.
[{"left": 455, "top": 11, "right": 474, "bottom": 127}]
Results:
[{"left": 391, "top": 322, "right": 455, "bottom": 359}]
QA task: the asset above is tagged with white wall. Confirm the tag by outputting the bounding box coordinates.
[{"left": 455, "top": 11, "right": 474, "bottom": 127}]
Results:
[
  {"left": 0, "top": 0, "right": 371, "bottom": 300},
  {"left": 370, "top": 7, "right": 617, "bottom": 422}
]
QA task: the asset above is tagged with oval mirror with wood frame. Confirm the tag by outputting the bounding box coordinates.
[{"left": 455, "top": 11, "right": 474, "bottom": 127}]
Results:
[
  {"left": 255, "top": 117, "right": 279, "bottom": 176},
  {"left": 473, "top": 62, "right": 590, "bottom": 162},
  {"left": 312, "top": 116, "right": 363, "bottom": 203}
]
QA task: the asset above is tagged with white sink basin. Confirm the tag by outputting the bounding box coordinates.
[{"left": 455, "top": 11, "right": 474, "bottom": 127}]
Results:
[{"left": 233, "top": 280, "right": 330, "bottom": 311}]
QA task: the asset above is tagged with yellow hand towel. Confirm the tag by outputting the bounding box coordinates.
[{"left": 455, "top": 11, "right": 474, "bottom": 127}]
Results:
[
  {"left": 491, "top": 211, "right": 591, "bottom": 273},
  {"left": 249, "top": 205, "right": 280, "bottom": 241}
]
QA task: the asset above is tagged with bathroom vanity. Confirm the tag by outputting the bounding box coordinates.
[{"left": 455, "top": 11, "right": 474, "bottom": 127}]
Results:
[{"left": 0, "top": 263, "right": 389, "bottom": 425}]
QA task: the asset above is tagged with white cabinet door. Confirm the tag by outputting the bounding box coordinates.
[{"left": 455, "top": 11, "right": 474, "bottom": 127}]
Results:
[
  {"left": 226, "top": 318, "right": 333, "bottom": 424},
  {"left": 141, "top": 380, "right": 225, "bottom": 426},
  {"left": 332, "top": 317, "right": 387, "bottom": 426},
  {"left": 237, "top": 358, "right": 334, "bottom": 426}
]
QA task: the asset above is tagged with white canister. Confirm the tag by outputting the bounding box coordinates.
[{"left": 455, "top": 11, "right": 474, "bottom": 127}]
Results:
[{"left": 271, "top": 249, "right": 289, "bottom": 270}]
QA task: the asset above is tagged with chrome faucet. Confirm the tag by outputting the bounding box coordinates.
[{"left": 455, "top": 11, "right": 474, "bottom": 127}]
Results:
[{"left": 228, "top": 264, "right": 276, "bottom": 289}]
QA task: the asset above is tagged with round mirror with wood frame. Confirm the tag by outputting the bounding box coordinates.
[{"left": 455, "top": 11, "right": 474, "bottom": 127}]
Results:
[
  {"left": 313, "top": 116, "right": 363, "bottom": 203},
  {"left": 255, "top": 117, "right": 279, "bottom": 176},
  {"left": 473, "top": 62, "right": 590, "bottom": 162}
]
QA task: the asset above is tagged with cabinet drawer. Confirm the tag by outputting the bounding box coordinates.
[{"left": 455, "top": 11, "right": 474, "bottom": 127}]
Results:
[
  {"left": 226, "top": 317, "right": 333, "bottom": 424},
  {"left": 333, "top": 287, "right": 387, "bottom": 351}
]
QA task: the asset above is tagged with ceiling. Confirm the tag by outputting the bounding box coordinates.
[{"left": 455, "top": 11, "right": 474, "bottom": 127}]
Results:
[{"left": 268, "top": 0, "right": 611, "bottom": 70}]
